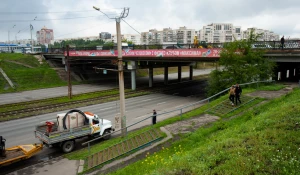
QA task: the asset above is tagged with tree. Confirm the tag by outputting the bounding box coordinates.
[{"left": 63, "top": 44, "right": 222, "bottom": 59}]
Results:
[
  {"left": 206, "top": 29, "right": 275, "bottom": 95},
  {"left": 102, "top": 41, "right": 114, "bottom": 50}
]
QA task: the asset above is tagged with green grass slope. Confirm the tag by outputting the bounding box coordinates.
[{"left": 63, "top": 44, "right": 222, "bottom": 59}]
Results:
[
  {"left": 108, "top": 88, "right": 300, "bottom": 175},
  {"left": 0, "top": 53, "right": 66, "bottom": 93}
]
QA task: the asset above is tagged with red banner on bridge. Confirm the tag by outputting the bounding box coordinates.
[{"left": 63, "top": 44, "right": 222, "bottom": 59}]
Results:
[{"left": 65, "top": 49, "right": 221, "bottom": 58}]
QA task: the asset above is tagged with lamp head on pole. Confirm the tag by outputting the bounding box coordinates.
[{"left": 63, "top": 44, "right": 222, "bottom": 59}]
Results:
[{"left": 93, "top": 6, "right": 100, "bottom": 11}]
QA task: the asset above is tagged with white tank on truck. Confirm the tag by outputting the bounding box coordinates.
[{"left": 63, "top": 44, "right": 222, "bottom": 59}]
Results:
[{"left": 35, "top": 109, "right": 114, "bottom": 153}]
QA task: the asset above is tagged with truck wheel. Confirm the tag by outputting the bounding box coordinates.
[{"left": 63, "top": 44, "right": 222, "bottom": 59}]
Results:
[
  {"left": 61, "top": 140, "right": 75, "bottom": 153},
  {"left": 103, "top": 129, "right": 111, "bottom": 140}
]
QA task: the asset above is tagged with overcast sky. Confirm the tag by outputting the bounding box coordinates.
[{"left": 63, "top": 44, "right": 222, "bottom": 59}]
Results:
[{"left": 0, "top": 0, "right": 299, "bottom": 42}]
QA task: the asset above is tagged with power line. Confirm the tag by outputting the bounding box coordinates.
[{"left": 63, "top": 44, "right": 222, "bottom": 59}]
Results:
[
  {"left": 0, "top": 10, "right": 123, "bottom": 15},
  {"left": 0, "top": 16, "right": 103, "bottom": 23},
  {"left": 121, "top": 19, "right": 141, "bottom": 34},
  {"left": 55, "top": 21, "right": 113, "bottom": 39},
  {"left": 121, "top": 19, "right": 179, "bottom": 57}
]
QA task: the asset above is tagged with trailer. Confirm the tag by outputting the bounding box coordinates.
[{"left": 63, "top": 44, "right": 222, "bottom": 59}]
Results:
[
  {"left": 0, "top": 136, "right": 43, "bottom": 167},
  {"left": 35, "top": 109, "right": 114, "bottom": 153}
]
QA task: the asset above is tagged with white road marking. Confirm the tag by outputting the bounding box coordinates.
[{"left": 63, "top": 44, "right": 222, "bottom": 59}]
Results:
[
  {"left": 174, "top": 105, "right": 183, "bottom": 108},
  {"left": 100, "top": 107, "right": 113, "bottom": 111},
  {"left": 135, "top": 114, "right": 151, "bottom": 119},
  {"left": 142, "top": 99, "right": 152, "bottom": 102},
  {"left": 157, "top": 102, "right": 166, "bottom": 105}
]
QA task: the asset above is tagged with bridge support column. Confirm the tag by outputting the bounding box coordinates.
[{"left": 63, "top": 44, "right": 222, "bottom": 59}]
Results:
[
  {"left": 164, "top": 66, "right": 168, "bottom": 85},
  {"left": 149, "top": 67, "right": 153, "bottom": 87},
  {"left": 178, "top": 66, "right": 182, "bottom": 82},
  {"left": 189, "top": 65, "right": 193, "bottom": 80},
  {"left": 130, "top": 61, "right": 136, "bottom": 90}
]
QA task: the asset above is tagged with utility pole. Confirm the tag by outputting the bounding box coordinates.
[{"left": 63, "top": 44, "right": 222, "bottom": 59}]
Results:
[
  {"left": 8, "top": 25, "right": 16, "bottom": 52},
  {"left": 116, "top": 17, "right": 126, "bottom": 135},
  {"left": 66, "top": 45, "right": 72, "bottom": 99},
  {"left": 93, "top": 6, "right": 129, "bottom": 136},
  {"left": 30, "top": 17, "right": 37, "bottom": 53},
  {"left": 30, "top": 24, "right": 33, "bottom": 52}
]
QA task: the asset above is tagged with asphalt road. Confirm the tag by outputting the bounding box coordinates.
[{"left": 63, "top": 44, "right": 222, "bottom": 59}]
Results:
[{"left": 0, "top": 93, "right": 201, "bottom": 148}]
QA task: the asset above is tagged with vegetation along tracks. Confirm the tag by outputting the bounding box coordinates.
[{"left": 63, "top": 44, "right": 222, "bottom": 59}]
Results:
[
  {"left": 0, "top": 79, "right": 206, "bottom": 121},
  {"left": 0, "top": 89, "right": 149, "bottom": 119}
]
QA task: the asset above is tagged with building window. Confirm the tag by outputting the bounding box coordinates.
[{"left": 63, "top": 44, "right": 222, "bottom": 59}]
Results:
[
  {"left": 235, "top": 28, "right": 241, "bottom": 33},
  {"left": 215, "top": 25, "right": 222, "bottom": 30}
]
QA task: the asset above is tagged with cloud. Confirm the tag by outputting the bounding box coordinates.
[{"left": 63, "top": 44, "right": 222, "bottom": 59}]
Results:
[{"left": 0, "top": 0, "right": 299, "bottom": 42}]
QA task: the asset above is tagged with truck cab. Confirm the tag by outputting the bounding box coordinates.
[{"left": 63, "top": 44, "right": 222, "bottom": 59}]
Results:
[{"left": 84, "top": 112, "right": 113, "bottom": 139}]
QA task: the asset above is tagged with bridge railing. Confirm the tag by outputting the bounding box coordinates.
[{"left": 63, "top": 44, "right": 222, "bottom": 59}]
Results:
[{"left": 42, "top": 40, "right": 300, "bottom": 54}]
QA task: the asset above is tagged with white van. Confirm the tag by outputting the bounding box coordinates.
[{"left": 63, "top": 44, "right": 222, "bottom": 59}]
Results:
[{"left": 24, "top": 48, "right": 32, "bottom": 53}]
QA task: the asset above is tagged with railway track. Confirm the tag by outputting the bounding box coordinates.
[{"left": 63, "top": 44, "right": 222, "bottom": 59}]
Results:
[
  {"left": 0, "top": 90, "right": 149, "bottom": 119},
  {"left": 0, "top": 79, "right": 206, "bottom": 120},
  {"left": 0, "top": 88, "right": 120, "bottom": 109}
]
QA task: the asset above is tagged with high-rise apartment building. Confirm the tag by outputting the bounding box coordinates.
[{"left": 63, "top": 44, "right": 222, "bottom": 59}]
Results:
[
  {"left": 199, "top": 23, "right": 242, "bottom": 43},
  {"left": 36, "top": 26, "right": 54, "bottom": 45}
]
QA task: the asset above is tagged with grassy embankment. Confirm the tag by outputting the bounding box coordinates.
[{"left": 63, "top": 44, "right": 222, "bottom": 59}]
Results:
[
  {"left": 0, "top": 53, "right": 66, "bottom": 93},
  {"left": 106, "top": 84, "right": 299, "bottom": 175},
  {"left": 64, "top": 83, "right": 299, "bottom": 175}
]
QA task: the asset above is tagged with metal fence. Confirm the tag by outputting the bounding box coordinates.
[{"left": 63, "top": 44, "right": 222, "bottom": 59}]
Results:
[
  {"left": 29, "top": 40, "right": 300, "bottom": 54},
  {"left": 1, "top": 40, "right": 299, "bottom": 54},
  {"left": 82, "top": 80, "right": 274, "bottom": 150}
]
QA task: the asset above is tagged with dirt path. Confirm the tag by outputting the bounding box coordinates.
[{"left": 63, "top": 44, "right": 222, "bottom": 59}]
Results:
[
  {"left": 4, "top": 60, "right": 34, "bottom": 68},
  {"left": 246, "top": 83, "right": 296, "bottom": 99},
  {"left": 164, "top": 114, "right": 220, "bottom": 134}
]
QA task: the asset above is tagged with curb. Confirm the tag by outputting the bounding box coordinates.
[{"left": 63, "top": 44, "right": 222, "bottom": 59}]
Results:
[{"left": 79, "top": 126, "right": 173, "bottom": 175}]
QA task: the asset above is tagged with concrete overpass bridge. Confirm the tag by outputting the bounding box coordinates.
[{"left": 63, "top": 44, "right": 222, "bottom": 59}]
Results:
[{"left": 42, "top": 44, "right": 300, "bottom": 90}]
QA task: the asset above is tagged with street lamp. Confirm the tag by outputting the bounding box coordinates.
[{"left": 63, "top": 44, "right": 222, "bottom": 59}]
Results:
[
  {"left": 30, "top": 16, "right": 37, "bottom": 52},
  {"left": 93, "top": 6, "right": 129, "bottom": 136},
  {"left": 15, "top": 30, "right": 21, "bottom": 44},
  {"left": 8, "top": 25, "right": 16, "bottom": 52}
]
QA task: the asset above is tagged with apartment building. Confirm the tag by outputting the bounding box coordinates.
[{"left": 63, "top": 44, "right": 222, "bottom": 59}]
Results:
[
  {"left": 99, "top": 32, "right": 112, "bottom": 40},
  {"left": 54, "top": 36, "right": 99, "bottom": 43},
  {"left": 242, "top": 28, "right": 279, "bottom": 41},
  {"left": 107, "top": 34, "right": 141, "bottom": 45},
  {"left": 199, "top": 23, "right": 242, "bottom": 43},
  {"left": 13, "top": 39, "right": 37, "bottom": 45},
  {"left": 36, "top": 26, "right": 54, "bottom": 45},
  {"left": 141, "top": 26, "right": 197, "bottom": 45}
]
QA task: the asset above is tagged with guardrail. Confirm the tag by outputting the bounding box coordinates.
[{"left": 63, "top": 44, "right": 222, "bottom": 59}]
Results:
[{"left": 82, "top": 80, "right": 275, "bottom": 152}]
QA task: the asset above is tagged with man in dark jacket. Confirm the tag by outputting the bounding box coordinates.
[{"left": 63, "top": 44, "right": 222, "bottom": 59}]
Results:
[
  {"left": 152, "top": 110, "right": 157, "bottom": 125},
  {"left": 281, "top": 36, "right": 285, "bottom": 50},
  {"left": 235, "top": 84, "right": 242, "bottom": 105}
]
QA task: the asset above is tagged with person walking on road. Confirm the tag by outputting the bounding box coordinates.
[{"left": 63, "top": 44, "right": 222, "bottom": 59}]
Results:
[
  {"left": 229, "top": 85, "right": 235, "bottom": 106},
  {"left": 152, "top": 110, "right": 157, "bottom": 125},
  {"left": 281, "top": 36, "right": 285, "bottom": 50},
  {"left": 235, "top": 84, "right": 242, "bottom": 105}
]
